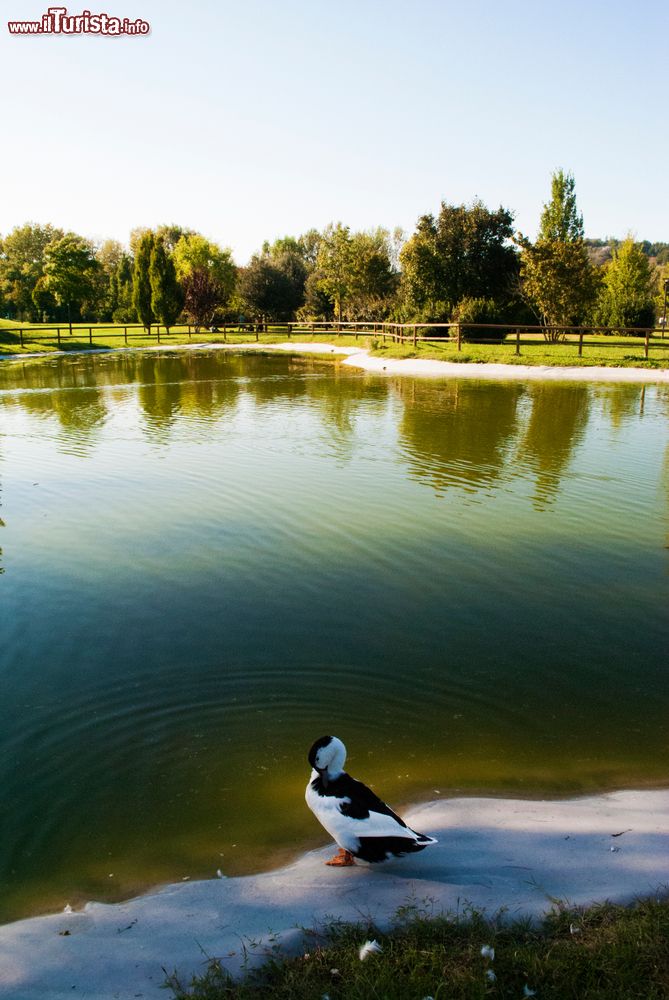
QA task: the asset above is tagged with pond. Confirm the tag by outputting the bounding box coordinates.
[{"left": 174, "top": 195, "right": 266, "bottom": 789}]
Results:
[{"left": 0, "top": 348, "right": 668, "bottom": 924}]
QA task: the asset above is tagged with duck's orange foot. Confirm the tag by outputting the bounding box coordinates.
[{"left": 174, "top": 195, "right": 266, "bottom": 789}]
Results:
[{"left": 325, "top": 848, "right": 356, "bottom": 867}]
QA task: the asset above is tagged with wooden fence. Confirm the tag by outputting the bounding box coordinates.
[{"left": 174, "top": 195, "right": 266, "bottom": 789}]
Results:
[{"left": 1, "top": 319, "right": 667, "bottom": 360}]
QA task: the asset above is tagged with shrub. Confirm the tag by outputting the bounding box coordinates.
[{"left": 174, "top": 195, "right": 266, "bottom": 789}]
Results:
[{"left": 453, "top": 297, "right": 507, "bottom": 342}]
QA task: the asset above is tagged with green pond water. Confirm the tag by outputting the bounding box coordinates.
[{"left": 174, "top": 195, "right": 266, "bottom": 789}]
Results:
[{"left": 0, "top": 349, "right": 668, "bottom": 924}]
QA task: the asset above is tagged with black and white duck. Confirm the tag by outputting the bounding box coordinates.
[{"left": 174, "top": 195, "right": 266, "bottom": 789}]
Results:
[{"left": 305, "top": 735, "right": 438, "bottom": 866}]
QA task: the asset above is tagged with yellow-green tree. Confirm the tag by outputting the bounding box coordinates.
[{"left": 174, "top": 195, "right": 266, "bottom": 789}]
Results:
[
  {"left": 596, "top": 237, "right": 656, "bottom": 330},
  {"left": 519, "top": 171, "right": 596, "bottom": 339}
]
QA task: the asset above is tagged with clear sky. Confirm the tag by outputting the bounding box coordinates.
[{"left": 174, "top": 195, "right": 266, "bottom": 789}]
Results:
[{"left": 1, "top": 0, "right": 667, "bottom": 262}]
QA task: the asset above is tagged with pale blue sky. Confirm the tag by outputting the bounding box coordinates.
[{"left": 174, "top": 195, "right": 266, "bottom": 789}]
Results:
[{"left": 1, "top": 0, "right": 667, "bottom": 261}]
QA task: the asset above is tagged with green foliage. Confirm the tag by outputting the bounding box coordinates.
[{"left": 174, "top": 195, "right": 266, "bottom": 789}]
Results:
[
  {"left": 520, "top": 171, "right": 596, "bottom": 337},
  {"left": 42, "top": 233, "right": 100, "bottom": 332},
  {"left": 132, "top": 231, "right": 155, "bottom": 331},
  {"left": 301, "top": 269, "right": 334, "bottom": 319},
  {"left": 313, "top": 224, "right": 395, "bottom": 321},
  {"left": 182, "top": 268, "right": 222, "bottom": 331},
  {"left": 596, "top": 237, "right": 657, "bottom": 330},
  {"left": 400, "top": 200, "right": 518, "bottom": 320},
  {"left": 453, "top": 297, "right": 506, "bottom": 342},
  {"left": 112, "top": 254, "right": 136, "bottom": 322},
  {"left": 150, "top": 239, "right": 183, "bottom": 331},
  {"left": 173, "top": 234, "right": 236, "bottom": 301},
  {"left": 170, "top": 234, "right": 236, "bottom": 331},
  {"left": 520, "top": 239, "right": 597, "bottom": 335},
  {"left": 538, "top": 169, "right": 584, "bottom": 242},
  {"left": 0, "top": 223, "right": 65, "bottom": 320},
  {"left": 238, "top": 252, "right": 306, "bottom": 321}
]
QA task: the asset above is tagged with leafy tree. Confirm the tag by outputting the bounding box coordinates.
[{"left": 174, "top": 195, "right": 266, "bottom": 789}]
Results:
[
  {"left": 132, "top": 231, "right": 155, "bottom": 332},
  {"left": 30, "top": 276, "right": 58, "bottom": 322},
  {"left": 173, "top": 234, "right": 236, "bottom": 299},
  {"left": 345, "top": 229, "right": 396, "bottom": 319},
  {"left": 596, "top": 237, "right": 657, "bottom": 330},
  {"left": 149, "top": 239, "right": 183, "bottom": 332},
  {"left": 113, "top": 254, "right": 135, "bottom": 322},
  {"left": 173, "top": 234, "right": 236, "bottom": 330},
  {"left": 315, "top": 223, "right": 354, "bottom": 321},
  {"left": 538, "top": 170, "right": 584, "bottom": 242},
  {"left": 313, "top": 225, "right": 395, "bottom": 321},
  {"left": 42, "top": 234, "right": 100, "bottom": 334},
  {"left": 302, "top": 269, "right": 334, "bottom": 319},
  {"left": 182, "top": 267, "right": 221, "bottom": 332},
  {"left": 0, "top": 223, "right": 64, "bottom": 320},
  {"left": 90, "top": 239, "right": 127, "bottom": 321},
  {"left": 519, "top": 171, "right": 596, "bottom": 338},
  {"left": 238, "top": 253, "right": 305, "bottom": 322},
  {"left": 400, "top": 201, "right": 518, "bottom": 321}
]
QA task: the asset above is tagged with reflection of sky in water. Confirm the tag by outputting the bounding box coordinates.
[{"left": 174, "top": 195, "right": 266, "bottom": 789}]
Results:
[{"left": 0, "top": 351, "right": 668, "bottom": 923}]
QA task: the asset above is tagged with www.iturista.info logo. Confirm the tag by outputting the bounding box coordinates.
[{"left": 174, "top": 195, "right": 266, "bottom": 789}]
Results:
[{"left": 7, "top": 6, "right": 150, "bottom": 35}]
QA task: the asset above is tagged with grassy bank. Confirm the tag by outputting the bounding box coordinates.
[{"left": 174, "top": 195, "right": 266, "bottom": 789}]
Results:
[
  {"left": 1, "top": 321, "right": 669, "bottom": 368},
  {"left": 168, "top": 897, "right": 669, "bottom": 999}
]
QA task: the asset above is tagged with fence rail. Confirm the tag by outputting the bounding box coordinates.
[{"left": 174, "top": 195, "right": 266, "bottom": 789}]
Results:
[{"left": 1, "top": 319, "right": 667, "bottom": 361}]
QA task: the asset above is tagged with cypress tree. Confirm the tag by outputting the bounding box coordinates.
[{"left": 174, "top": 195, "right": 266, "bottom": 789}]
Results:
[
  {"left": 150, "top": 239, "right": 183, "bottom": 333},
  {"left": 132, "top": 232, "right": 155, "bottom": 332}
]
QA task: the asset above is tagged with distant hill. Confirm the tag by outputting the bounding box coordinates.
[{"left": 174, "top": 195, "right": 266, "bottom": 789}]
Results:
[{"left": 586, "top": 239, "right": 669, "bottom": 267}]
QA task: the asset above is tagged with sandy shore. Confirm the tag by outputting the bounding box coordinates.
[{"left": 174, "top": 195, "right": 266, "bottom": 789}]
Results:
[
  {"left": 4, "top": 341, "right": 669, "bottom": 382},
  {"left": 142, "top": 341, "right": 669, "bottom": 383},
  {"left": 0, "top": 789, "right": 667, "bottom": 1000}
]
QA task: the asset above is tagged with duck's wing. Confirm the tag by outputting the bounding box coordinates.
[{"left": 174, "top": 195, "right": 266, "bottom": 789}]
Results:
[{"left": 336, "top": 774, "right": 408, "bottom": 828}]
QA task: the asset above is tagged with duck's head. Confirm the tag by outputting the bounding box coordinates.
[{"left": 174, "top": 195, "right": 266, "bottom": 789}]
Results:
[{"left": 308, "top": 735, "right": 347, "bottom": 786}]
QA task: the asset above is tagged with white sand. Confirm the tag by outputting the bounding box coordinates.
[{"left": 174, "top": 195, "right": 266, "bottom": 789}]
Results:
[
  {"left": 1, "top": 789, "right": 667, "bottom": 1000},
  {"left": 4, "top": 341, "right": 669, "bottom": 382},
  {"left": 142, "top": 341, "right": 669, "bottom": 382}
]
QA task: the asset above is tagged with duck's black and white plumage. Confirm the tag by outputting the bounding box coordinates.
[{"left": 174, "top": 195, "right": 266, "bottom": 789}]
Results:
[{"left": 305, "top": 735, "right": 437, "bottom": 865}]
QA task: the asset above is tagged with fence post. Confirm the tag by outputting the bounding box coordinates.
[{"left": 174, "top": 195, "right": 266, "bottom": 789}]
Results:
[
  {"left": 578, "top": 331, "right": 584, "bottom": 357},
  {"left": 515, "top": 329, "right": 520, "bottom": 356},
  {"left": 20, "top": 329, "right": 24, "bottom": 347},
  {"left": 413, "top": 324, "right": 417, "bottom": 347},
  {"left": 457, "top": 324, "right": 462, "bottom": 352},
  {"left": 57, "top": 327, "right": 61, "bottom": 346},
  {"left": 124, "top": 326, "right": 128, "bottom": 344},
  {"left": 89, "top": 327, "right": 93, "bottom": 345},
  {"left": 157, "top": 325, "right": 161, "bottom": 344}
]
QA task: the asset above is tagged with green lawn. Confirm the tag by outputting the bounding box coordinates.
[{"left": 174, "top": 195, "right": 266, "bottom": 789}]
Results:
[
  {"left": 167, "top": 898, "right": 669, "bottom": 1000},
  {"left": 1, "top": 321, "right": 668, "bottom": 369}
]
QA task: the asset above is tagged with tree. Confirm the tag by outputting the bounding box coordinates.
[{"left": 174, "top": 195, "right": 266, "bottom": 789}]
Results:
[
  {"left": 400, "top": 201, "right": 518, "bottom": 320},
  {"left": 0, "top": 223, "right": 64, "bottom": 320},
  {"left": 596, "top": 237, "right": 656, "bottom": 330},
  {"left": 149, "top": 239, "right": 183, "bottom": 332},
  {"left": 519, "top": 171, "right": 596, "bottom": 338},
  {"left": 345, "top": 229, "right": 396, "bottom": 319},
  {"left": 92, "top": 239, "right": 126, "bottom": 321},
  {"left": 173, "top": 234, "right": 236, "bottom": 330},
  {"left": 538, "top": 170, "right": 584, "bottom": 242},
  {"left": 42, "top": 234, "right": 100, "bottom": 334},
  {"left": 315, "top": 223, "right": 353, "bottom": 321},
  {"left": 132, "top": 231, "right": 155, "bottom": 332},
  {"left": 113, "top": 254, "right": 135, "bottom": 322},
  {"left": 182, "top": 267, "right": 221, "bottom": 332},
  {"left": 173, "top": 234, "right": 236, "bottom": 299},
  {"left": 238, "top": 254, "right": 305, "bottom": 322}
]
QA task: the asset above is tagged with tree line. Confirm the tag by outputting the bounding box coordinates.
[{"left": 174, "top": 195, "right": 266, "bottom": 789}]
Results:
[{"left": 1, "top": 172, "right": 667, "bottom": 339}]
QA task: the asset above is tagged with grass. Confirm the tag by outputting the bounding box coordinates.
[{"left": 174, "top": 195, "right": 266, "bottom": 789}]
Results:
[
  {"left": 167, "top": 897, "right": 669, "bottom": 999},
  {"left": 0, "top": 321, "right": 668, "bottom": 369}
]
